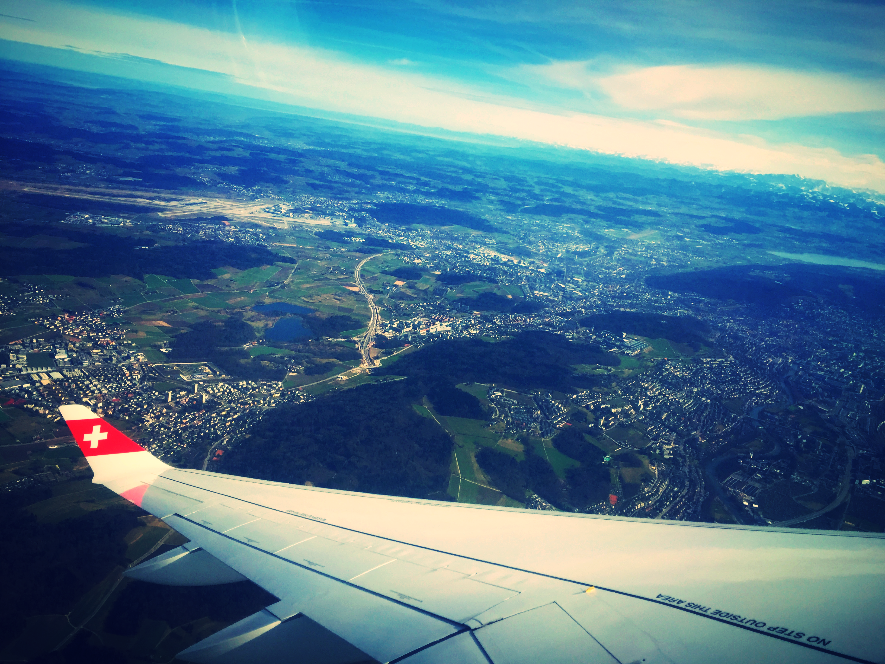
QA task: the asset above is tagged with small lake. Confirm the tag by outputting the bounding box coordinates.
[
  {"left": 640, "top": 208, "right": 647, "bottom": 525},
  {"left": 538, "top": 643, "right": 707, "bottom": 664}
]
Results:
[
  {"left": 769, "top": 251, "right": 885, "bottom": 271},
  {"left": 253, "top": 302, "right": 314, "bottom": 341},
  {"left": 265, "top": 317, "right": 312, "bottom": 341}
]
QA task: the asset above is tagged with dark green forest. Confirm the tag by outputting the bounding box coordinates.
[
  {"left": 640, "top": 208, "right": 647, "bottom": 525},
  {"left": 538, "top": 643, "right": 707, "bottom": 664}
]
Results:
[
  {"left": 579, "top": 311, "right": 710, "bottom": 345},
  {"left": 370, "top": 202, "right": 496, "bottom": 232},
  {"left": 646, "top": 264, "right": 885, "bottom": 312},
  {"left": 220, "top": 378, "right": 454, "bottom": 498},
  {"left": 376, "top": 331, "right": 619, "bottom": 391},
  {"left": 0, "top": 223, "right": 294, "bottom": 281},
  {"left": 303, "top": 314, "right": 362, "bottom": 338}
]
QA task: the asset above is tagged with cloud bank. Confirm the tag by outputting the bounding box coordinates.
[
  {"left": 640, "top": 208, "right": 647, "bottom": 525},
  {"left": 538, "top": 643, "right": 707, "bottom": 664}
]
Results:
[
  {"left": 1, "top": 0, "right": 884, "bottom": 192},
  {"left": 524, "top": 62, "right": 885, "bottom": 121}
]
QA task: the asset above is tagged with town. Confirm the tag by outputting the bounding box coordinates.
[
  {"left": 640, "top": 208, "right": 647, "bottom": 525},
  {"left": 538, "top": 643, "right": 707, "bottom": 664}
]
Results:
[{"left": 1, "top": 194, "right": 882, "bottom": 533}]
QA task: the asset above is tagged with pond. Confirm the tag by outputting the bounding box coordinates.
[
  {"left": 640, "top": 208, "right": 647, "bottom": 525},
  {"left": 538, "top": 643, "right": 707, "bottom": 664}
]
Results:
[
  {"left": 265, "top": 316, "right": 312, "bottom": 341},
  {"left": 254, "top": 302, "right": 315, "bottom": 341}
]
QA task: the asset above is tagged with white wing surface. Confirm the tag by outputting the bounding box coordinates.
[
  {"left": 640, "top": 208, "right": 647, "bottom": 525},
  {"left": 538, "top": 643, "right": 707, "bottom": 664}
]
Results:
[{"left": 60, "top": 405, "right": 885, "bottom": 664}]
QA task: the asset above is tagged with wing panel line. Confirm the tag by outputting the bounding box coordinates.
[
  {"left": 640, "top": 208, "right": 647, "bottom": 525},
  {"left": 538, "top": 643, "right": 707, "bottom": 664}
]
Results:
[
  {"left": 469, "top": 631, "right": 495, "bottom": 664},
  {"left": 173, "top": 514, "right": 469, "bottom": 631},
  {"left": 387, "top": 630, "right": 494, "bottom": 664},
  {"left": 162, "top": 475, "right": 877, "bottom": 664}
]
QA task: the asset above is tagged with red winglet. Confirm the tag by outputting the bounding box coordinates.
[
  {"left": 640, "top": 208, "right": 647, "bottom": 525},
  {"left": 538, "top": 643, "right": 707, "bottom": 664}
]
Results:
[{"left": 60, "top": 405, "right": 146, "bottom": 457}]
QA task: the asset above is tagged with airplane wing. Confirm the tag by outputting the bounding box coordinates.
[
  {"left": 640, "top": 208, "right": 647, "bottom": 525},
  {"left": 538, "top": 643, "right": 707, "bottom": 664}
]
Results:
[{"left": 60, "top": 404, "right": 885, "bottom": 664}]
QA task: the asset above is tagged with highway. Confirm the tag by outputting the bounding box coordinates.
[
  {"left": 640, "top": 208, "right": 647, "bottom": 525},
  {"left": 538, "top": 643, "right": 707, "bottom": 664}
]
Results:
[
  {"left": 772, "top": 446, "right": 855, "bottom": 527},
  {"left": 354, "top": 254, "right": 382, "bottom": 368}
]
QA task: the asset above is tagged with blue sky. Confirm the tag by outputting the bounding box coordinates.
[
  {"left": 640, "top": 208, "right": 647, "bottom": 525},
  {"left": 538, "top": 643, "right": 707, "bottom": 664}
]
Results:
[{"left": 1, "top": 0, "right": 884, "bottom": 192}]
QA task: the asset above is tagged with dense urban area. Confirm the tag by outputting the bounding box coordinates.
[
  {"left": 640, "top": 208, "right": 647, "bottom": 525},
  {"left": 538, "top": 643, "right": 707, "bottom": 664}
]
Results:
[{"left": 3, "top": 186, "right": 884, "bottom": 532}]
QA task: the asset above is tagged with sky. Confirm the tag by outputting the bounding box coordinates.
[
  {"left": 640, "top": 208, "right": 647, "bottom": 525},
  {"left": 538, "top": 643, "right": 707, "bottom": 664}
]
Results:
[{"left": 1, "top": 0, "right": 884, "bottom": 193}]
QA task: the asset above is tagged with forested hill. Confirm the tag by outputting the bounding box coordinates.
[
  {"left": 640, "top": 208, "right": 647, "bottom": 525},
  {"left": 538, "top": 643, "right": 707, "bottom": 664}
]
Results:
[
  {"left": 0, "top": 224, "right": 293, "bottom": 280},
  {"left": 374, "top": 331, "right": 619, "bottom": 392},
  {"left": 220, "top": 331, "right": 620, "bottom": 499},
  {"left": 579, "top": 311, "right": 710, "bottom": 345},
  {"left": 219, "top": 378, "right": 454, "bottom": 499}
]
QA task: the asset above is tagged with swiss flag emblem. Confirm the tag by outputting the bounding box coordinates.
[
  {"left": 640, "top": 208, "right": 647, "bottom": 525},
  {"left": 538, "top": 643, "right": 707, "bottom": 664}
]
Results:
[{"left": 66, "top": 418, "right": 146, "bottom": 457}]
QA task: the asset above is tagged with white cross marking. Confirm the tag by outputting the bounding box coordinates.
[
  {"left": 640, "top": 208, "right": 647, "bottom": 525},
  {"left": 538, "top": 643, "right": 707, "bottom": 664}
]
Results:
[{"left": 83, "top": 425, "right": 108, "bottom": 449}]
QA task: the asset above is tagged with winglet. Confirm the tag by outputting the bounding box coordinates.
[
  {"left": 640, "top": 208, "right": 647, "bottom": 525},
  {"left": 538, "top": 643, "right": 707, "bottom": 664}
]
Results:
[
  {"left": 60, "top": 404, "right": 168, "bottom": 500},
  {"left": 60, "top": 404, "right": 148, "bottom": 457}
]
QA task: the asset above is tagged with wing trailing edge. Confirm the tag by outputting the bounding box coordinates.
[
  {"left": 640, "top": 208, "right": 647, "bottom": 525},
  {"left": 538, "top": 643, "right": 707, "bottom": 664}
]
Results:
[{"left": 124, "top": 542, "right": 248, "bottom": 586}]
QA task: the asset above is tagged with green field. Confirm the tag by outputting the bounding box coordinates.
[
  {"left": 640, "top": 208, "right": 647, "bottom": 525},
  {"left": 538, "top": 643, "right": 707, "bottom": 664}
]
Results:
[
  {"left": 617, "top": 355, "right": 642, "bottom": 370},
  {"left": 456, "top": 383, "right": 489, "bottom": 401},
  {"left": 453, "top": 444, "right": 483, "bottom": 485},
  {"left": 248, "top": 345, "right": 294, "bottom": 357},
  {"left": 233, "top": 265, "right": 284, "bottom": 285},
  {"left": 143, "top": 274, "right": 200, "bottom": 295},
  {"left": 539, "top": 440, "right": 580, "bottom": 478},
  {"left": 440, "top": 416, "right": 499, "bottom": 445},
  {"left": 141, "top": 348, "right": 168, "bottom": 363},
  {"left": 605, "top": 425, "right": 651, "bottom": 448},
  {"left": 0, "top": 407, "right": 58, "bottom": 445},
  {"left": 413, "top": 404, "right": 434, "bottom": 419},
  {"left": 130, "top": 325, "right": 171, "bottom": 349},
  {"left": 187, "top": 293, "right": 236, "bottom": 309},
  {"left": 427, "top": 411, "right": 528, "bottom": 504},
  {"left": 166, "top": 277, "right": 199, "bottom": 294},
  {"left": 144, "top": 274, "right": 167, "bottom": 290}
]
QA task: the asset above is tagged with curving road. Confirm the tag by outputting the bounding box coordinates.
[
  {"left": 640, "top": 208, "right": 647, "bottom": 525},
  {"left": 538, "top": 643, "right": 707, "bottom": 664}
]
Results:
[
  {"left": 771, "top": 446, "right": 855, "bottom": 527},
  {"left": 354, "top": 254, "right": 382, "bottom": 368}
]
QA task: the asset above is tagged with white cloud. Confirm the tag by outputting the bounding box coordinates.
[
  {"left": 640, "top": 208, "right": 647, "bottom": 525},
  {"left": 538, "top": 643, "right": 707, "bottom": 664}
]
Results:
[
  {"left": 388, "top": 58, "right": 416, "bottom": 66},
  {"left": 597, "top": 65, "right": 885, "bottom": 121},
  {"left": 520, "top": 61, "right": 885, "bottom": 121},
  {"left": 2, "top": 0, "right": 884, "bottom": 192}
]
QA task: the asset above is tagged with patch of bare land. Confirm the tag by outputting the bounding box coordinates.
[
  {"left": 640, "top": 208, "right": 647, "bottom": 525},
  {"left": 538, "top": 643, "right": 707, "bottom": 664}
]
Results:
[
  {"left": 497, "top": 438, "right": 524, "bottom": 453},
  {"left": 0, "top": 180, "right": 332, "bottom": 228}
]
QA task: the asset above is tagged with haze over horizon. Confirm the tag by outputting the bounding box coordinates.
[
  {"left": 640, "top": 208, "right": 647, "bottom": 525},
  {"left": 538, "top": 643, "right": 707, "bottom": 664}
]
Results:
[{"left": 1, "top": 0, "right": 884, "bottom": 194}]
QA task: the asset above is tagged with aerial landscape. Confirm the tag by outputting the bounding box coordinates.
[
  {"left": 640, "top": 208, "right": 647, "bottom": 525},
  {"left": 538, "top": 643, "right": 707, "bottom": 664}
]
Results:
[{"left": 0, "top": 1, "right": 883, "bottom": 662}]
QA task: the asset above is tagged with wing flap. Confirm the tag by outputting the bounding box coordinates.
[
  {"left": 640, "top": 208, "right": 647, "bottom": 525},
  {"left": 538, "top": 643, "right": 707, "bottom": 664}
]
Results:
[
  {"left": 176, "top": 610, "right": 372, "bottom": 664},
  {"left": 124, "top": 544, "right": 248, "bottom": 586},
  {"left": 165, "top": 514, "right": 461, "bottom": 663},
  {"left": 474, "top": 602, "right": 618, "bottom": 664},
  {"left": 270, "top": 585, "right": 459, "bottom": 663},
  {"left": 397, "top": 632, "right": 490, "bottom": 664}
]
